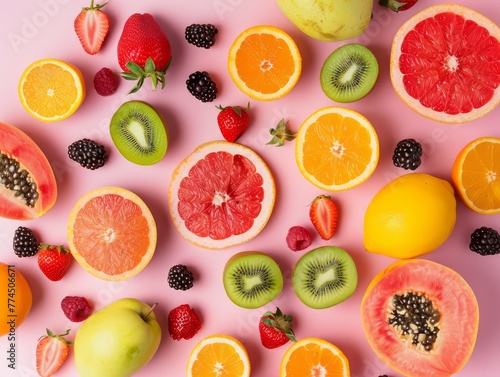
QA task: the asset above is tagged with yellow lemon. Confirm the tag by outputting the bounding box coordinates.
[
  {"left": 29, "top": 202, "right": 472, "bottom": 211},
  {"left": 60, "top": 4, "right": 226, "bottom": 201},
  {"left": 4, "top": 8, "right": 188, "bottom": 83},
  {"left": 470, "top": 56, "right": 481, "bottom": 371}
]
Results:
[{"left": 364, "top": 173, "right": 456, "bottom": 259}]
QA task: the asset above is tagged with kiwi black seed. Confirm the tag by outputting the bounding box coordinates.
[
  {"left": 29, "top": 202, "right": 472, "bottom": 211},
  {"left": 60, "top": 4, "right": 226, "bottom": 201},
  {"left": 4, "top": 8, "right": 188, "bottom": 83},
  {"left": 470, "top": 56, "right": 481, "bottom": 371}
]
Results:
[
  {"left": 110, "top": 100, "right": 168, "bottom": 165},
  {"left": 223, "top": 252, "right": 283, "bottom": 309},
  {"left": 320, "top": 43, "right": 379, "bottom": 103},
  {"left": 292, "top": 246, "right": 358, "bottom": 309}
]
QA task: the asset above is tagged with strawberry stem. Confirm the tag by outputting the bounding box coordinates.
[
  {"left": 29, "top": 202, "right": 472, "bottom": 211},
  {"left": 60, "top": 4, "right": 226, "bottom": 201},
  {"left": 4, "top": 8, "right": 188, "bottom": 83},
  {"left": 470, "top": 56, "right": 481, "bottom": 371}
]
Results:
[{"left": 119, "top": 57, "right": 171, "bottom": 94}]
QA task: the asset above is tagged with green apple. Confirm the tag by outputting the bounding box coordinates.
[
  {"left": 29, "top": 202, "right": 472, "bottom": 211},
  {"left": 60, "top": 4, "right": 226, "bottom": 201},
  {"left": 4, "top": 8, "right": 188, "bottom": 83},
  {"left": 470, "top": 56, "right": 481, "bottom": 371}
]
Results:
[
  {"left": 276, "top": 0, "right": 373, "bottom": 42},
  {"left": 74, "top": 298, "right": 162, "bottom": 377}
]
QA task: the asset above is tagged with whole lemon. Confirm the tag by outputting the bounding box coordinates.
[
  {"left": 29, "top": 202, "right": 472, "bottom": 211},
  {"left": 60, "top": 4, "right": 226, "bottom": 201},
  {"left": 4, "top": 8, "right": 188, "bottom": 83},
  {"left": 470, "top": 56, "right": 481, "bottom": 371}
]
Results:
[
  {"left": 364, "top": 173, "right": 456, "bottom": 259},
  {"left": 0, "top": 262, "right": 32, "bottom": 336}
]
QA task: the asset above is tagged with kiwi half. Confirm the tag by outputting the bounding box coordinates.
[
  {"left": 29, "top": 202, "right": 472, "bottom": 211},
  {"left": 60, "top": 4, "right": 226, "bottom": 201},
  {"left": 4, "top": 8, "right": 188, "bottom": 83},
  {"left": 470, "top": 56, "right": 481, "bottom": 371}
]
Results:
[
  {"left": 223, "top": 251, "right": 283, "bottom": 309},
  {"left": 292, "top": 246, "right": 357, "bottom": 309},
  {"left": 110, "top": 100, "right": 168, "bottom": 165},
  {"left": 320, "top": 43, "right": 379, "bottom": 103}
]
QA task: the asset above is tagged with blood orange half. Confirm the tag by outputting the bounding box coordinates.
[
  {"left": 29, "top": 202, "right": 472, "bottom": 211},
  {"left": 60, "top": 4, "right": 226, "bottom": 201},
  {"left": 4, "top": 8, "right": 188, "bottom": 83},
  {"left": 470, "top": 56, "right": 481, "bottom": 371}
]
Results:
[
  {"left": 67, "top": 187, "right": 157, "bottom": 281},
  {"left": 169, "top": 141, "right": 275, "bottom": 249},
  {"left": 390, "top": 4, "right": 500, "bottom": 123}
]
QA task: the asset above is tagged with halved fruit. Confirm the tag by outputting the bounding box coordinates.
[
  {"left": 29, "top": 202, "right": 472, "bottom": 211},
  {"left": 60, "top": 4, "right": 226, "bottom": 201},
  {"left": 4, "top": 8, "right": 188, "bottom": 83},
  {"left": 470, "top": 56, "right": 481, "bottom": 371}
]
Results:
[
  {"left": 0, "top": 122, "right": 57, "bottom": 220},
  {"left": 168, "top": 141, "right": 275, "bottom": 249},
  {"left": 67, "top": 186, "right": 157, "bottom": 281},
  {"left": 390, "top": 4, "right": 500, "bottom": 123},
  {"left": 361, "top": 259, "right": 479, "bottom": 377}
]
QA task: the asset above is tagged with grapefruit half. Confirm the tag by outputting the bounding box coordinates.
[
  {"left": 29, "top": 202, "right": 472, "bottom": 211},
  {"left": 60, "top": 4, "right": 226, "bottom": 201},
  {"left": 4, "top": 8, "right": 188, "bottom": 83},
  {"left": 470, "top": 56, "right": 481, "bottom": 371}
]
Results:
[
  {"left": 390, "top": 4, "right": 500, "bottom": 123},
  {"left": 169, "top": 141, "right": 275, "bottom": 249},
  {"left": 67, "top": 186, "right": 157, "bottom": 281}
]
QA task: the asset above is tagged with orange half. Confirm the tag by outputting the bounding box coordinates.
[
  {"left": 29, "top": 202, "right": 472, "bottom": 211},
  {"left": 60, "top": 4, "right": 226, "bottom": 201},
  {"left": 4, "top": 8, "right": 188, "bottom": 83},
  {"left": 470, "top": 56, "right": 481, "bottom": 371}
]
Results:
[
  {"left": 67, "top": 186, "right": 157, "bottom": 281},
  {"left": 451, "top": 137, "right": 500, "bottom": 214},
  {"left": 18, "top": 58, "right": 85, "bottom": 122},
  {"left": 280, "top": 337, "right": 350, "bottom": 377},
  {"left": 295, "top": 106, "right": 379, "bottom": 191},
  {"left": 228, "top": 25, "right": 302, "bottom": 101}
]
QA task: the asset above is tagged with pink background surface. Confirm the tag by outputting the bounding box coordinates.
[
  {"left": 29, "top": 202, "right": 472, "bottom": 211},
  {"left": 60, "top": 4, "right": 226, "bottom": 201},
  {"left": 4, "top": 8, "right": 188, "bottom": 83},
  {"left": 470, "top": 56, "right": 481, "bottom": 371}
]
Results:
[{"left": 1, "top": 0, "right": 500, "bottom": 376}]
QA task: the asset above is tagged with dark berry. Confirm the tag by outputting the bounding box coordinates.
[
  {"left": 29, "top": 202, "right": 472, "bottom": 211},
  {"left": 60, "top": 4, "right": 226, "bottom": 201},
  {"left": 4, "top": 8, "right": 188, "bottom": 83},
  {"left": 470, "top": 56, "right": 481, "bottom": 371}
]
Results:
[
  {"left": 68, "top": 139, "right": 108, "bottom": 170},
  {"left": 168, "top": 264, "right": 194, "bottom": 291},
  {"left": 469, "top": 227, "right": 500, "bottom": 256},
  {"left": 186, "top": 71, "right": 218, "bottom": 102},
  {"left": 286, "top": 226, "right": 313, "bottom": 251},
  {"left": 61, "top": 296, "right": 92, "bottom": 322},
  {"left": 93, "top": 67, "right": 119, "bottom": 96},
  {"left": 13, "top": 226, "right": 38, "bottom": 257},
  {"left": 392, "top": 138, "right": 422, "bottom": 170},
  {"left": 185, "top": 23, "right": 218, "bottom": 49}
]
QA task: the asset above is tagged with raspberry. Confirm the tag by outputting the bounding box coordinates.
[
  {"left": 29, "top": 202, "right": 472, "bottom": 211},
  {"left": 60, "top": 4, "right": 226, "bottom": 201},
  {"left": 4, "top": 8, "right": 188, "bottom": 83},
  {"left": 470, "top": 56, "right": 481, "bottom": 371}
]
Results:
[
  {"left": 286, "top": 226, "right": 313, "bottom": 251},
  {"left": 61, "top": 296, "right": 92, "bottom": 322},
  {"left": 93, "top": 67, "right": 118, "bottom": 96}
]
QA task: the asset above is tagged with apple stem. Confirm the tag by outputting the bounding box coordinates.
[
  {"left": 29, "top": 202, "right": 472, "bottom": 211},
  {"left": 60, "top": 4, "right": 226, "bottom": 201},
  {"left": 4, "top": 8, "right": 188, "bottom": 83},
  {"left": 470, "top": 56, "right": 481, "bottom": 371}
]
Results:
[{"left": 144, "top": 302, "right": 159, "bottom": 319}]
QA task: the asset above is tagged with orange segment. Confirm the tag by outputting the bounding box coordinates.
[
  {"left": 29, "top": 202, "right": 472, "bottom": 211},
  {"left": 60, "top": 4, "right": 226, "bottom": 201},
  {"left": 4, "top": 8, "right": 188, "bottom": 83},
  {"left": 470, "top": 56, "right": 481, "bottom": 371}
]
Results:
[
  {"left": 187, "top": 334, "right": 251, "bottom": 377},
  {"left": 295, "top": 106, "right": 379, "bottom": 191},
  {"left": 18, "top": 58, "right": 85, "bottom": 122},
  {"left": 67, "top": 187, "right": 157, "bottom": 281},
  {"left": 451, "top": 137, "right": 500, "bottom": 214},
  {"left": 228, "top": 25, "right": 302, "bottom": 101},
  {"left": 280, "top": 338, "right": 350, "bottom": 377}
]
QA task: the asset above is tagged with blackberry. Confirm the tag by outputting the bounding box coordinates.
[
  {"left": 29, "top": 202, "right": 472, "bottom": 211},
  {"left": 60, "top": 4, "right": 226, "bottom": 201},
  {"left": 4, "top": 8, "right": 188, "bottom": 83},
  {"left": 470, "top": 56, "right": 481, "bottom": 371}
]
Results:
[
  {"left": 186, "top": 71, "right": 218, "bottom": 102},
  {"left": 392, "top": 138, "right": 422, "bottom": 170},
  {"left": 68, "top": 139, "right": 108, "bottom": 170},
  {"left": 13, "top": 226, "right": 39, "bottom": 257},
  {"left": 185, "top": 23, "right": 218, "bottom": 49},
  {"left": 469, "top": 226, "right": 500, "bottom": 256},
  {"left": 168, "top": 264, "right": 194, "bottom": 291}
]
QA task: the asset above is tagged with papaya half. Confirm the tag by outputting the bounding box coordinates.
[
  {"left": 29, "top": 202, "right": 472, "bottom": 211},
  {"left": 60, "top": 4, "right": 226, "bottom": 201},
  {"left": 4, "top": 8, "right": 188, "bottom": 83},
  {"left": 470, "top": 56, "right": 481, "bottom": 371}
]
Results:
[
  {"left": 0, "top": 122, "right": 57, "bottom": 220},
  {"left": 361, "top": 259, "right": 479, "bottom": 377}
]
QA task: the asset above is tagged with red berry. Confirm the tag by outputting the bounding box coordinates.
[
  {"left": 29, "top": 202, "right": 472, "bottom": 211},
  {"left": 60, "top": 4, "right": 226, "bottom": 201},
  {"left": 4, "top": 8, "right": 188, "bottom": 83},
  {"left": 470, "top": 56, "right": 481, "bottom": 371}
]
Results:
[
  {"left": 93, "top": 67, "right": 118, "bottom": 96},
  {"left": 61, "top": 296, "right": 92, "bottom": 322},
  {"left": 286, "top": 226, "right": 313, "bottom": 251},
  {"left": 168, "top": 304, "right": 201, "bottom": 341}
]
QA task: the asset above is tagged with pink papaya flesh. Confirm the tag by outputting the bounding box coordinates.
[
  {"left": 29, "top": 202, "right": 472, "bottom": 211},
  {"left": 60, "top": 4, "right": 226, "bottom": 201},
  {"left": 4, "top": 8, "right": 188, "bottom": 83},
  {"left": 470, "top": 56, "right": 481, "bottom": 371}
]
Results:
[
  {"left": 361, "top": 259, "right": 479, "bottom": 377},
  {"left": 0, "top": 122, "right": 57, "bottom": 220}
]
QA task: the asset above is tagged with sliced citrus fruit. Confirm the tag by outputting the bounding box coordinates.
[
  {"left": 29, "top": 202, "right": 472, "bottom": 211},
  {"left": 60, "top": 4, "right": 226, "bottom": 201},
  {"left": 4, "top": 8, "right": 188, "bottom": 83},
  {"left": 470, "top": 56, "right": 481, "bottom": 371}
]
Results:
[
  {"left": 187, "top": 334, "right": 251, "bottom": 377},
  {"left": 18, "top": 58, "right": 86, "bottom": 122},
  {"left": 228, "top": 25, "right": 302, "bottom": 101},
  {"left": 451, "top": 136, "right": 500, "bottom": 214},
  {"left": 280, "top": 337, "right": 350, "bottom": 377},
  {"left": 295, "top": 106, "right": 379, "bottom": 191},
  {"left": 67, "top": 186, "right": 157, "bottom": 281},
  {"left": 390, "top": 4, "right": 500, "bottom": 124},
  {"left": 169, "top": 141, "right": 275, "bottom": 249}
]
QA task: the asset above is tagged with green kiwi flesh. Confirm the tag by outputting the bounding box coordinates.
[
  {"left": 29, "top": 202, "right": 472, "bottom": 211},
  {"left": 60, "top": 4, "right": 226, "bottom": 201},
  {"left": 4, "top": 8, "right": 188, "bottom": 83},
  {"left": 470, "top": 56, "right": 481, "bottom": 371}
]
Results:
[
  {"left": 320, "top": 43, "right": 379, "bottom": 103},
  {"left": 110, "top": 100, "right": 168, "bottom": 165},
  {"left": 292, "top": 246, "right": 358, "bottom": 309},
  {"left": 223, "top": 252, "right": 283, "bottom": 309}
]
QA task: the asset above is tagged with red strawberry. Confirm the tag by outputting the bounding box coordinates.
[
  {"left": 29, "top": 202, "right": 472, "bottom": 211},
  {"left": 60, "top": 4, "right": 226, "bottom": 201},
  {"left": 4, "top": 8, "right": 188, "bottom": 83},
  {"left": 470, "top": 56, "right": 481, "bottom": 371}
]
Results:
[
  {"left": 216, "top": 103, "right": 251, "bottom": 142},
  {"left": 259, "top": 307, "right": 296, "bottom": 349},
  {"left": 36, "top": 328, "right": 72, "bottom": 377},
  {"left": 38, "top": 244, "right": 71, "bottom": 281},
  {"left": 168, "top": 304, "right": 201, "bottom": 341},
  {"left": 379, "top": 0, "right": 418, "bottom": 12},
  {"left": 74, "top": 1, "right": 110, "bottom": 55},
  {"left": 117, "top": 13, "right": 172, "bottom": 94},
  {"left": 309, "top": 195, "right": 338, "bottom": 240}
]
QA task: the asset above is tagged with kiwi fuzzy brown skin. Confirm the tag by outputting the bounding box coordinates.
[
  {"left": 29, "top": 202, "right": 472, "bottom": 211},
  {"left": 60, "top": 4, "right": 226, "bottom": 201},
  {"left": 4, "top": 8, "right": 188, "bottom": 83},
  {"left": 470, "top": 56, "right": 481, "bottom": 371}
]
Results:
[
  {"left": 320, "top": 43, "right": 379, "bottom": 103},
  {"left": 223, "top": 251, "right": 284, "bottom": 309},
  {"left": 110, "top": 100, "right": 168, "bottom": 165},
  {"left": 292, "top": 246, "right": 358, "bottom": 309}
]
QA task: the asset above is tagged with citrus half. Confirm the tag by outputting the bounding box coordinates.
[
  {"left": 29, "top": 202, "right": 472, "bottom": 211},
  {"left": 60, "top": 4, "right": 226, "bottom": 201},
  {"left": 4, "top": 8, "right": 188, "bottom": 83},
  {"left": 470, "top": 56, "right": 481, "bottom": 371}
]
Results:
[
  {"left": 187, "top": 334, "right": 251, "bottom": 377},
  {"left": 228, "top": 25, "right": 302, "bottom": 101},
  {"left": 169, "top": 141, "right": 275, "bottom": 249},
  {"left": 390, "top": 4, "right": 500, "bottom": 123},
  {"left": 295, "top": 106, "right": 379, "bottom": 191},
  {"left": 18, "top": 58, "right": 86, "bottom": 122},
  {"left": 67, "top": 187, "right": 157, "bottom": 281},
  {"left": 280, "top": 337, "right": 350, "bottom": 377},
  {"left": 451, "top": 137, "right": 500, "bottom": 214}
]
